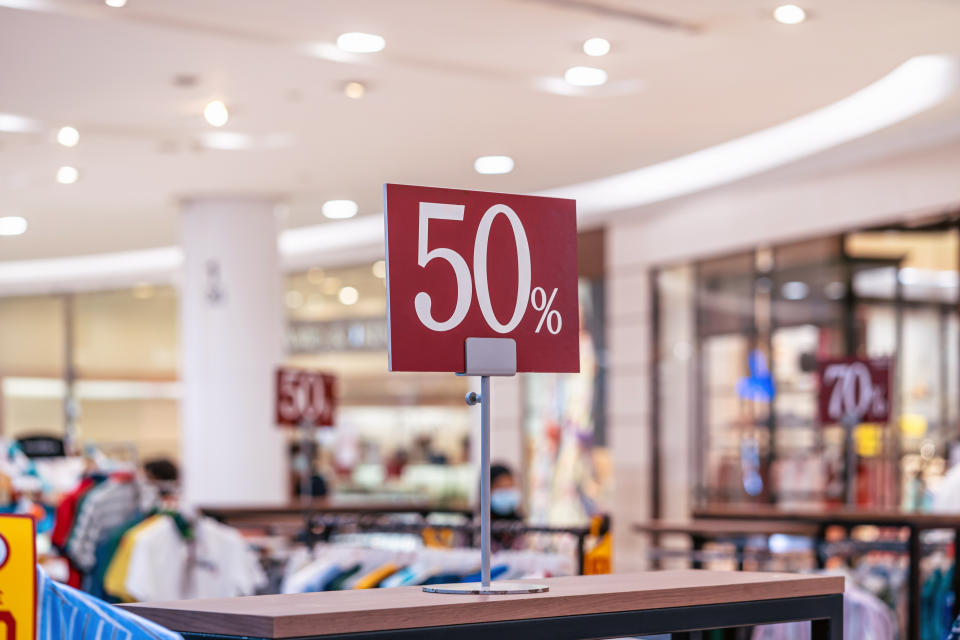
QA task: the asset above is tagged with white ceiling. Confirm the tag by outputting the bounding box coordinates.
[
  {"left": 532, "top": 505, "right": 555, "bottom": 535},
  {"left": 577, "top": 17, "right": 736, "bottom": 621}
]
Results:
[{"left": 1, "top": 0, "right": 960, "bottom": 261}]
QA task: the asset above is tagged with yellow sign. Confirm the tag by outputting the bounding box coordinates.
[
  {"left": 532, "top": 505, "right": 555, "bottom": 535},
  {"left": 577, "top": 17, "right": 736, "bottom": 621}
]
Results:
[{"left": 0, "top": 515, "right": 36, "bottom": 640}]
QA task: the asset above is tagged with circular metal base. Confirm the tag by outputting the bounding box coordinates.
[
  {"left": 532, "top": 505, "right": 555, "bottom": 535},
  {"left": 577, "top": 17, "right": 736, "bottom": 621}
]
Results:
[{"left": 422, "top": 581, "right": 549, "bottom": 595}]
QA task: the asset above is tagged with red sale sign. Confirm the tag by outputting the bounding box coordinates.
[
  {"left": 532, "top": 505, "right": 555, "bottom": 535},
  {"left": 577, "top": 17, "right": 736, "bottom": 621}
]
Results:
[
  {"left": 384, "top": 184, "right": 579, "bottom": 373},
  {"left": 817, "top": 357, "right": 891, "bottom": 424},
  {"left": 275, "top": 368, "right": 337, "bottom": 427}
]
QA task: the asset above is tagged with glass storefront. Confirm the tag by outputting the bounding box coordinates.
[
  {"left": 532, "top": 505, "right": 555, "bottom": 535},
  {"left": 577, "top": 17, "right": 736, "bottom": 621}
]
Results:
[
  {"left": 1, "top": 230, "right": 605, "bottom": 509},
  {"left": 655, "top": 216, "right": 960, "bottom": 510}
]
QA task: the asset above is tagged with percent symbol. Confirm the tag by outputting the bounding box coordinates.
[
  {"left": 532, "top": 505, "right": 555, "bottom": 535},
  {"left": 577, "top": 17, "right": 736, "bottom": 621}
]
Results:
[{"left": 531, "top": 286, "right": 562, "bottom": 334}]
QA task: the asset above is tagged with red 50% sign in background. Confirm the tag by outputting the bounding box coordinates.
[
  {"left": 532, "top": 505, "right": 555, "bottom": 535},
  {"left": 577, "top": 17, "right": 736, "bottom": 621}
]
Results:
[
  {"left": 275, "top": 368, "right": 336, "bottom": 427},
  {"left": 817, "top": 357, "right": 891, "bottom": 424},
  {"left": 384, "top": 184, "right": 579, "bottom": 373}
]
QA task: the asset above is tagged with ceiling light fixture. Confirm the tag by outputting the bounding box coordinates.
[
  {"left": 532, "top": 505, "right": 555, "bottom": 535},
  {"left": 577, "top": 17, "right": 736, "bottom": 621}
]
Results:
[
  {"left": 539, "top": 55, "right": 960, "bottom": 216},
  {"left": 474, "top": 155, "right": 515, "bottom": 175},
  {"left": 564, "top": 66, "right": 608, "bottom": 87},
  {"left": 0, "top": 216, "right": 27, "bottom": 237},
  {"left": 774, "top": 5, "right": 806, "bottom": 25},
  {"left": 322, "top": 199, "right": 359, "bottom": 219},
  {"left": 57, "top": 126, "right": 79, "bottom": 147},
  {"left": 344, "top": 81, "right": 366, "bottom": 99},
  {"left": 203, "top": 100, "right": 229, "bottom": 127},
  {"left": 336, "top": 32, "right": 386, "bottom": 53},
  {"left": 105, "top": 0, "right": 127, "bottom": 6},
  {"left": 583, "top": 37, "right": 611, "bottom": 57},
  {"left": 338, "top": 286, "right": 359, "bottom": 305},
  {"left": 0, "top": 113, "right": 41, "bottom": 134},
  {"left": 372, "top": 260, "right": 386, "bottom": 278},
  {"left": 56, "top": 166, "right": 79, "bottom": 185}
]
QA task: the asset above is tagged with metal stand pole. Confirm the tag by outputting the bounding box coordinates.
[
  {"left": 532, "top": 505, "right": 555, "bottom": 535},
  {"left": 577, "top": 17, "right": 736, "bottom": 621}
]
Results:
[
  {"left": 423, "top": 338, "right": 545, "bottom": 595},
  {"left": 479, "top": 375, "right": 491, "bottom": 590}
]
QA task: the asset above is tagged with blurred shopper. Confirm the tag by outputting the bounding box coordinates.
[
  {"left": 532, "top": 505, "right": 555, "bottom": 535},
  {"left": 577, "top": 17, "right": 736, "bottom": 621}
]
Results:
[{"left": 490, "top": 463, "right": 522, "bottom": 520}]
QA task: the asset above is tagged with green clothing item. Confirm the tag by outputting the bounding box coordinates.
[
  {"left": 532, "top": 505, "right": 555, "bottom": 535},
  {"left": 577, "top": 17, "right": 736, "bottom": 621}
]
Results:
[
  {"left": 326, "top": 564, "right": 362, "bottom": 591},
  {"left": 87, "top": 513, "right": 146, "bottom": 602}
]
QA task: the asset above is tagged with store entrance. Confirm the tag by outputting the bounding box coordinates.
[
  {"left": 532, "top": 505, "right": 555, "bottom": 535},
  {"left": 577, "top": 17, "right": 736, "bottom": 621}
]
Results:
[{"left": 658, "top": 216, "right": 960, "bottom": 511}]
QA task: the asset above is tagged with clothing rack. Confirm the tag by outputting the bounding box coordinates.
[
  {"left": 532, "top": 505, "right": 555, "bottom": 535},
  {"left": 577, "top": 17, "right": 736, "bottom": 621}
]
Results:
[{"left": 204, "top": 504, "right": 595, "bottom": 575}]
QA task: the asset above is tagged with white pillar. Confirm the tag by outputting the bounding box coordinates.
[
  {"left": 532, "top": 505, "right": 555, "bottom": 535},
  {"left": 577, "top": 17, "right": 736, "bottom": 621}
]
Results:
[{"left": 179, "top": 196, "right": 287, "bottom": 507}]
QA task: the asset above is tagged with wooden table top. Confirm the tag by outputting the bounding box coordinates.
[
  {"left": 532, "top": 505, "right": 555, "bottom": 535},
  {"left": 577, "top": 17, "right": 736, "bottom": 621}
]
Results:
[
  {"left": 633, "top": 519, "right": 819, "bottom": 537},
  {"left": 123, "top": 570, "right": 843, "bottom": 638},
  {"left": 694, "top": 506, "right": 960, "bottom": 529}
]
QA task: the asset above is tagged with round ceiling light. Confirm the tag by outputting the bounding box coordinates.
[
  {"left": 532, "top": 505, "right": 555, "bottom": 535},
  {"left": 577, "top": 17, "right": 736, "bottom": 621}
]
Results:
[
  {"left": 344, "top": 81, "right": 366, "bottom": 99},
  {"left": 774, "top": 5, "right": 806, "bottom": 24},
  {"left": 564, "top": 66, "right": 607, "bottom": 87},
  {"left": 0, "top": 216, "right": 27, "bottom": 236},
  {"left": 105, "top": 0, "right": 127, "bottom": 6},
  {"left": 372, "top": 260, "right": 386, "bottom": 278},
  {"left": 57, "top": 126, "right": 79, "bottom": 147},
  {"left": 57, "top": 166, "right": 79, "bottom": 184},
  {"left": 336, "top": 32, "right": 386, "bottom": 53},
  {"left": 583, "top": 37, "right": 611, "bottom": 57},
  {"left": 203, "top": 100, "right": 229, "bottom": 127},
  {"left": 474, "top": 155, "right": 514, "bottom": 175},
  {"left": 322, "top": 199, "right": 359, "bottom": 219}
]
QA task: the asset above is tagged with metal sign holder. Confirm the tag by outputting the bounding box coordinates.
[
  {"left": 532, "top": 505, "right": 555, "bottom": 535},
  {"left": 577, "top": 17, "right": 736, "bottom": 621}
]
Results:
[{"left": 423, "top": 338, "right": 548, "bottom": 595}]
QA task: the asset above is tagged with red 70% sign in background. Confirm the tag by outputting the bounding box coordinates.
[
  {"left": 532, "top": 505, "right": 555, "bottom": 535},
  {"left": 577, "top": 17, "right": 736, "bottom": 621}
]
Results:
[
  {"left": 817, "top": 357, "right": 891, "bottom": 424},
  {"left": 384, "top": 184, "right": 580, "bottom": 373}
]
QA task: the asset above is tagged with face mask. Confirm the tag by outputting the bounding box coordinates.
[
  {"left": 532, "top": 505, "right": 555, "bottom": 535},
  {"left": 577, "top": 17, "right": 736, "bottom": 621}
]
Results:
[{"left": 490, "top": 488, "right": 520, "bottom": 515}]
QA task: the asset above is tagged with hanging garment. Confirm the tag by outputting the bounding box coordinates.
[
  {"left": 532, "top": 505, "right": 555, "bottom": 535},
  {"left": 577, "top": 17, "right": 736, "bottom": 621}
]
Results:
[
  {"left": 67, "top": 477, "right": 140, "bottom": 572},
  {"left": 752, "top": 580, "right": 896, "bottom": 640},
  {"left": 86, "top": 513, "right": 150, "bottom": 601},
  {"left": 353, "top": 563, "right": 401, "bottom": 589},
  {"left": 122, "top": 515, "right": 265, "bottom": 601},
  {"left": 104, "top": 515, "right": 163, "bottom": 602},
  {"left": 36, "top": 565, "right": 182, "bottom": 640}
]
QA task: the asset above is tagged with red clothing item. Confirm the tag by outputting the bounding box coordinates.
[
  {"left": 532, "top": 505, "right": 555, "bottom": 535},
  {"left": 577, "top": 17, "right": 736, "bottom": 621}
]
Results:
[{"left": 51, "top": 477, "right": 96, "bottom": 550}]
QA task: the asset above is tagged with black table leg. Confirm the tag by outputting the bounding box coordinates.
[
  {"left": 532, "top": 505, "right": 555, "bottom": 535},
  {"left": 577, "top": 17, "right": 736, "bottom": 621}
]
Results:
[
  {"left": 811, "top": 592, "right": 843, "bottom": 640},
  {"left": 908, "top": 524, "right": 921, "bottom": 640}
]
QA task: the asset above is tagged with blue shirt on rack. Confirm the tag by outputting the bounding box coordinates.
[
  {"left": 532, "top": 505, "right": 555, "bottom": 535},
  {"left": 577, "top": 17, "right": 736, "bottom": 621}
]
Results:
[{"left": 36, "top": 566, "right": 182, "bottom": 640}]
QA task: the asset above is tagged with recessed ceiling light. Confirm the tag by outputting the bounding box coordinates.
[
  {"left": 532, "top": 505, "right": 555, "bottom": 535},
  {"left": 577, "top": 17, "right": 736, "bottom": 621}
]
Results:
[
  {"left": 344, "top": 81, "right": 366, "bottom": 99},
  {"left": 773, "top": 5, "right": 806, "bottom": 24},
  {"left": 57, "top": 126, "right": 79, "bottom": 147},
  {"left": 564, "top": 66, "right": 607, "bottom": 87},
  {"left": 203, "top": 100, "right": 229, "bottom": 127},
  {"left": 474, "top": 155, "right": 515, "bottom": 175},
  {"left": 0, "top": 113, "right": 41, "bottom": 134},
  {"left": 372, "top": 260, "right": 386, "bottom": 278},
  {"left": 0, "top": 216, "right": 27, "bottom": 236},
  {"left": 105, "top": 0, "right": 127, "bottom": 6},
  {"left": 583, "top": 37, "right": 611, "bottom": 57},
  {"left": 338, "top": 286, "right": 359, "bottom": 305},
  {"left": 336, "top": 32, "right": 386, "bottom": 53},
  {"left": 56, "top": 166, "right": 79, "bottom": 184},
  {"left": 322, "top": 199, "right": 359, "bottom": 219}
]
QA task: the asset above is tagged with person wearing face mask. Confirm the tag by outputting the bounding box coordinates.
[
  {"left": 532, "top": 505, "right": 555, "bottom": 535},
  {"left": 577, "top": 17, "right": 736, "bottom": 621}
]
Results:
[
  {"left": 490, "top": 463, "right": 522, "bottom": 520},
  {"left": 487, "top": 463, "right": 526, "bottom": 553}
]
